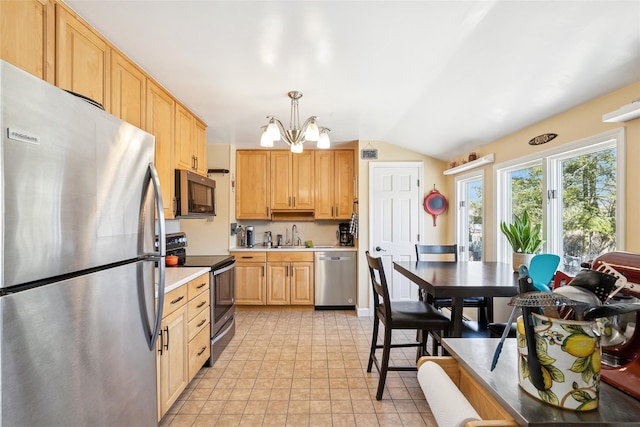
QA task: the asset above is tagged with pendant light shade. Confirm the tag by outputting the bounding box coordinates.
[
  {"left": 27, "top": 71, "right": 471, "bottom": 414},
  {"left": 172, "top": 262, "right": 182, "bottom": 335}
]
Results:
[{"left": 260, "top": 91, "right": 330, "bottom": 153}]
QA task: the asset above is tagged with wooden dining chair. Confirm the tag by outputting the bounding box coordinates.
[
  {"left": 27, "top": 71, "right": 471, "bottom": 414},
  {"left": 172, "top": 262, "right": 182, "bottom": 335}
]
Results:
[
  {"left": 414, "top": 244, "right": 490, "bottom": 325},
  {"left": 365, "top": 251, "right": 450, "bottom": 400}
]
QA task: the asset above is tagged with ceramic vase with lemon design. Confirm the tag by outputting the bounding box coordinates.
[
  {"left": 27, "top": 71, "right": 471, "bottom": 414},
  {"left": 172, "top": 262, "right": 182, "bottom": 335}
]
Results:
[{"left": 516, "top": 313, "right": 601, "bottom": 411}]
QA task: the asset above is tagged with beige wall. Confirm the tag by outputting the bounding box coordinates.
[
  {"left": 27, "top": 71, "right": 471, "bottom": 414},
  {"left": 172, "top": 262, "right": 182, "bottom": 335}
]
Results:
[{"left": 440, "top": 80, "right": 640, "bottom": 260}]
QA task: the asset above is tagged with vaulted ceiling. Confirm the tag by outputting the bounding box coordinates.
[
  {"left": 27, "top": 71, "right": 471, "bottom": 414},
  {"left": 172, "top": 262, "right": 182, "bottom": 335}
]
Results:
[{"left": 66, "top": 0, "right": 640, "bottom": 161}]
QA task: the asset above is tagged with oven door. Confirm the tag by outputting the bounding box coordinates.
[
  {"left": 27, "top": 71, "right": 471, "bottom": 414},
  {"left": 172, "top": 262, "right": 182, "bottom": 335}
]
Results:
[{"left": 211, "top": 260, "right": 236, "bottom": 336}]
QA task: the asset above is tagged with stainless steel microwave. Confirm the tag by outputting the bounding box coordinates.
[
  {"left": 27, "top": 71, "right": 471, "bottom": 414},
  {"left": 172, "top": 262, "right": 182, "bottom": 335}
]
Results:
[{"left": 175, "top": 170, "right": 216, "bottom": 218}]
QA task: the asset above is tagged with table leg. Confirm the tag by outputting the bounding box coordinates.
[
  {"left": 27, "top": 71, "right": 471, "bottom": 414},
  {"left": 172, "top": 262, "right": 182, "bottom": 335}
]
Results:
[{"left": 450, "top": 297, "right": 464, "bottom": 337}]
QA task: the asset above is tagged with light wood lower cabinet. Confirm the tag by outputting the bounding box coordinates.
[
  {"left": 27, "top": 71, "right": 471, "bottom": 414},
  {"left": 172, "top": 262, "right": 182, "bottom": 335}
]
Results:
[
  {"left": 266, "top": 252, "right": 314, "bottom": 306},
  {"left": 157, "top": 273, "right": 210, "bottom": 421},
  {"left": 232, "top": 252, "right": 267, "bottom": 305},
  {"left": 157, "top": 287, "right": 188, "bottom": 421}
]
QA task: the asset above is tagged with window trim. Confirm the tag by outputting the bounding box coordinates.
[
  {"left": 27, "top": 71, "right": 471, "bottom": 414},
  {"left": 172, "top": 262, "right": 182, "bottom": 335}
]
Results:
[
  {"left": 493, "top": 128, "right": 625, "bottom": 263},
  {"left": 455, "top": 170, "right": 485, "bottom": 261}
]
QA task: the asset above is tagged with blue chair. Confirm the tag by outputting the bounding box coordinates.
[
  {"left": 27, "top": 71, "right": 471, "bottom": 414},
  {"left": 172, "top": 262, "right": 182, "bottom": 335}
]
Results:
[{"left": 528, "top": 254, "right": 561, "bottom": 292}]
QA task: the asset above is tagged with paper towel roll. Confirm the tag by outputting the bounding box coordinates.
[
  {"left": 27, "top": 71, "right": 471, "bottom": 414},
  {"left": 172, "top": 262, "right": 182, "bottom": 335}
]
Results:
[{"left": 417, "top": 361, "right": 481, "bottom": 427}]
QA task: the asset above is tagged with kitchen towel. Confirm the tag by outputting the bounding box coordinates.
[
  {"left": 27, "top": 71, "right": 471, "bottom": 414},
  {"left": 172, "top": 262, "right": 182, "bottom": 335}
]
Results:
[
  {"left": 349, "top": 208, "right": 358, "bottom": 239},
  {"left": 417, "top": 361, "right": 481, "bottom": 427}
]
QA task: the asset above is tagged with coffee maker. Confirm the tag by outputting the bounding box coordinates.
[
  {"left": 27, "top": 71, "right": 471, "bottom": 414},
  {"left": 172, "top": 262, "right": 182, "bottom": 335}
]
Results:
[
  {"left": 338, "top": 223, "right": 354, "bottom": 246},
  {"left": 245, "top": 226, "right": 254, "bottom": 248}
]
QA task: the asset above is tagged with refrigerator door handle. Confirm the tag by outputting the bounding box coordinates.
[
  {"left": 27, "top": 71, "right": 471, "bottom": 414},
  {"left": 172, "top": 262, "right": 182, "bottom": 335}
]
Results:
[{"left": 148, "top": 162, "right": 166, "bottom": 349}]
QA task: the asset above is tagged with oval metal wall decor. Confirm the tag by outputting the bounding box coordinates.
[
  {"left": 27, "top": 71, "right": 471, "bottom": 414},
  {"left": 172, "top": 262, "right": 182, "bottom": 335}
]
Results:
[{"left": 529, "top": 133, "right": 557, "bottom": 146}]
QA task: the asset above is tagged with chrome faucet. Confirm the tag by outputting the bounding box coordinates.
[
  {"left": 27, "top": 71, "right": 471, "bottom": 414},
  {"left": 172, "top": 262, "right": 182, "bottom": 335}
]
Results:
[{"left": 291, "top": 224, "right": 298, "bottom": 246}]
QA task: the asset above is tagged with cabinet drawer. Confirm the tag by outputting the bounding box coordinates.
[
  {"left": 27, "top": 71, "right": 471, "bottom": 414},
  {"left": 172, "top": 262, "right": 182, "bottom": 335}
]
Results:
[
  {"left": 188, "top": 308, "right": 210, "bottom": 342},
  {"left": 162, "top": 285, "right": 187, "bottom": 317},
  {"left": 187, "top": 290, "right": 210, "bottom": 321},
  {"left": 267, "top": 251, "right": 313, "bottom": 262},
  {"left": 188, "top": 327, "right": 210, "bottom": 380},
  {"left": 231, "top": 251, "right": 266, "bottom": 262},
  {"left": 187, "top": 274, "right": 209, "bottom": 299}
]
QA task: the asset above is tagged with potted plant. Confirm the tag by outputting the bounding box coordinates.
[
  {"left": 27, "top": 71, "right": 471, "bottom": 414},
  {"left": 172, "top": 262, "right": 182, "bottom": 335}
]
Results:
[{"left": 500, "top": 210, "right": 543, "bottom": 272}]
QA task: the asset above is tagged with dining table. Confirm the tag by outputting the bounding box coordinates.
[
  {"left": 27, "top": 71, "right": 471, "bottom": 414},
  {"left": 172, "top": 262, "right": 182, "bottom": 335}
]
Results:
[{"left": 393, "top": 260, "right": 519, "bottom": 337}]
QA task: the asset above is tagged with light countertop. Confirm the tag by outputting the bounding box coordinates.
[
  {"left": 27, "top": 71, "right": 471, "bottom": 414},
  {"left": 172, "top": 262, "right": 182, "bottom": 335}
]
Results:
[
  {"left": 230, "top": 246, "right": 356, "bottom": 252},
  {"left": 155, "top": 266, "right": 210, "bottom": 295}
]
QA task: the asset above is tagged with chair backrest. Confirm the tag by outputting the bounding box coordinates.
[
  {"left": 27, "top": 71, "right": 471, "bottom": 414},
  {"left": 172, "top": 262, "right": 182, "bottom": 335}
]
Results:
[
  {"left": 365, "top": 251, "right": 392, "bottom": 319},
  {"left": 415, "top": 244, "right": 458, "bottom": 262},
  {"left": 528, "top": 254, "right": 561, "bottom": 291}
]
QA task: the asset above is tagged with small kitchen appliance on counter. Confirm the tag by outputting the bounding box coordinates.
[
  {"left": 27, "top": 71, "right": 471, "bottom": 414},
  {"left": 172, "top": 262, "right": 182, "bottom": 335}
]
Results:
[
  {"left": 246, "top": 226, "right": 255, "bottom": 248},
  {"left": 164, "top": 232, "right": 236, "bottom": 367},
  {"left": 264, "top": 231, "right": 273, "bottom": 247},
  {"left": 588, "top": 251, "right": 640, "bottom": 401},
  {"left": 338, "top": 223, "right": 354, "bottom": 246}
]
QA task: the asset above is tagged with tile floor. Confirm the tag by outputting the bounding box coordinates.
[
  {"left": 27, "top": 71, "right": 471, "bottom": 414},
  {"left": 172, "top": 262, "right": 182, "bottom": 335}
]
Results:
[{"left": 159, "top": 308, "right": 439, "bottom": 427}]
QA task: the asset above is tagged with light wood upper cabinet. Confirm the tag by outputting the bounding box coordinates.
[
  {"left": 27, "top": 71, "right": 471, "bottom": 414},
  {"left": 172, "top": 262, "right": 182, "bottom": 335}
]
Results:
[
  {"left": 146, "top": 80, "right": 176, "bottom": 219},
  {"left": 55, "top": 3, "right": 110, "bottom": 110},
  {"left": 111, "top": 50, "right": 146, "bottom": 128},
  {"left": 194, "top": 118, "right": 208, "bottom": 176},
  {"left": 236, "top": 150, "right": 271, "bottom": 220},
  {"left": 174, "top": 104, "right": 194, "bottom": 170},
  {"left": 315, "top": 150, "right": 355, "bottom": 219},
  {"left": 0, "top": 0, "right": 55, "bottom": 83},
  {"left": 174, "top": 104, "right": 207, "bottom": 175},
  {"left": 271, "top": 151, "right": 314, "bottom": 211}
]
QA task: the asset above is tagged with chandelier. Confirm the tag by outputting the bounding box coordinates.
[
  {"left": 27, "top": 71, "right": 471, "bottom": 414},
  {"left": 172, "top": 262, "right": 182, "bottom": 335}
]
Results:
[{"left": 260, "top": 91, "right": 330, "bottom": 153}]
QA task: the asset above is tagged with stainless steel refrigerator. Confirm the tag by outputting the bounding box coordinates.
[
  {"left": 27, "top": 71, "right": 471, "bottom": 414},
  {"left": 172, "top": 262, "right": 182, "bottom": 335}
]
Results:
[{"left": 0, "top": 60, "right": 166, "bottom": 426}]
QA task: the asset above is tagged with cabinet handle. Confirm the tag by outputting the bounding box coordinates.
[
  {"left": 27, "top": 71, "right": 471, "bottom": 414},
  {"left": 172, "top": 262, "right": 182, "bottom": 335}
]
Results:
[
  {"left": 262, "top": 266, "right": 265, "bottom": 277},
  {"left": 196, "top": 319, "right": 206, "bottom": 328},
  {"left": 331, "top": 206, "right": 334, "bottom": 217},
  {"left": 335, "top": 206, "right": 338, "bottom": 217},
  {"left": 196, "top": 282, "right": 206, "bottom": 289},
  {"left": 241, "top": 256, "right": 254, "bottom": 259},
  {"left": 197, "top": 346, "right": 207, "bottom": 356},
  {"left": 289, "top": 196, "right": 292, "bottom": 207},
  {"left": 196, "top": 301, "right": 206, "bottom": 309},
  {"left": 158, "top": 328, "right": 164, "bottom": 355},
  {"left": 164, "top": 326, "right": 169, "bottom": 351},
  {"left": 195, "top": 156, "right": 199, "bottom": 171},
  {"left": 170, "top": 296, "right": 184, "bottom": 305},
  {"left": 293, "top": 196, "right": 296, "bottom": 207}
]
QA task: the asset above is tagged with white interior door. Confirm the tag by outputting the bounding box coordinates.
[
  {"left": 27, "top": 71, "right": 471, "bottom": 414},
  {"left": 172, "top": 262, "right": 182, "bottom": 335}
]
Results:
[{"left": 369, "top": 162, "right": 423, "bottom": 301}]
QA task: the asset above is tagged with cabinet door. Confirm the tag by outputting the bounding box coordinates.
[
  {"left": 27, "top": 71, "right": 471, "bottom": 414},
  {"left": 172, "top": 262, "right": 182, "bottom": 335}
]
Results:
[
  {"left": 174, "top": 104, "right": 195, "bottom": 171},
  {"left": 314, "top": 151, "right": 336, "bottom": 219},
  {"left": 111, "top": 50, "right": 146, "bottom": 128},
  {"left": 0, "top": 0, "right": 54, "bottom": 83},
  {"left": 334, "top": 150, "right": 355, "bottom": 219},
  {"left": 236, "top": 150, "right": 271, "bottom": 220},
  {"left": 235, "top": 262, "right": 266, "bottom": 305},
  {"left": 194, "top": 118, "right": 208, "bottom": 176},
  {"left": 292, "top": 151, "right": 314, "bottom": 210},
  {"left": 146, "top": 81, "right": 176, "bottom": 219},
  {"left": 56, "top": 4, "right": 110, "bottom": 110},
  {"left": 290, "top": 261, "right": 314, "bottom": 305},
  {"left": 271, "top": 151, "right": 292, "bottom": 210},
  {"left": 266, "top": 262, "right": 290, "bottom": 305},
  {"left": 157, "top": 306, "right": 188, "bottom": 419}
]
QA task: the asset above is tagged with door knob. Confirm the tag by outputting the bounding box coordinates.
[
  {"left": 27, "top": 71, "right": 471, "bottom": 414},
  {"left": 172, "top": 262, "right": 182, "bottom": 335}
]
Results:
[{"left": 375, "top": 246, "right": 386, "bottom": 252}]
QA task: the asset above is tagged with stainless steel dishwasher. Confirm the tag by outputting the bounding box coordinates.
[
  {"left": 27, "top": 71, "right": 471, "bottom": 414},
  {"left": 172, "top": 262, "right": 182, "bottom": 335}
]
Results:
[{"left": 314, "top": 251, "right": 356, "bottom": 309}]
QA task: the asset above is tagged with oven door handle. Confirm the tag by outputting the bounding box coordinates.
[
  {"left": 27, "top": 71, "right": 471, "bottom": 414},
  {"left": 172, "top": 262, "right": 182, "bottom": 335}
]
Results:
[{"left": 213, "top": 260, "right": 236, "bottom": 275}]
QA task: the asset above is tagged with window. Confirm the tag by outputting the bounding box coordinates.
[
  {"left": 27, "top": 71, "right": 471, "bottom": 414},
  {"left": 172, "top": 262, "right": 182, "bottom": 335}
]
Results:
[
  {"left": 496, "top": 129, "right": 625, "bottom": 270},
  {"left": 456, "top": 172, "right": 484, "bottom": 261}
]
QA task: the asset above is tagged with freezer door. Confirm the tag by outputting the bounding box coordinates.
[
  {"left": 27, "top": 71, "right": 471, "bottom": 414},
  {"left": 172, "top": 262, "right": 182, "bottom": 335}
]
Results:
[
  {"left": 1, "top": 61, "right": 157, "bottom": 288},
  {"left": 0, "top": 261, "right": 157, "bottom": 427}
]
